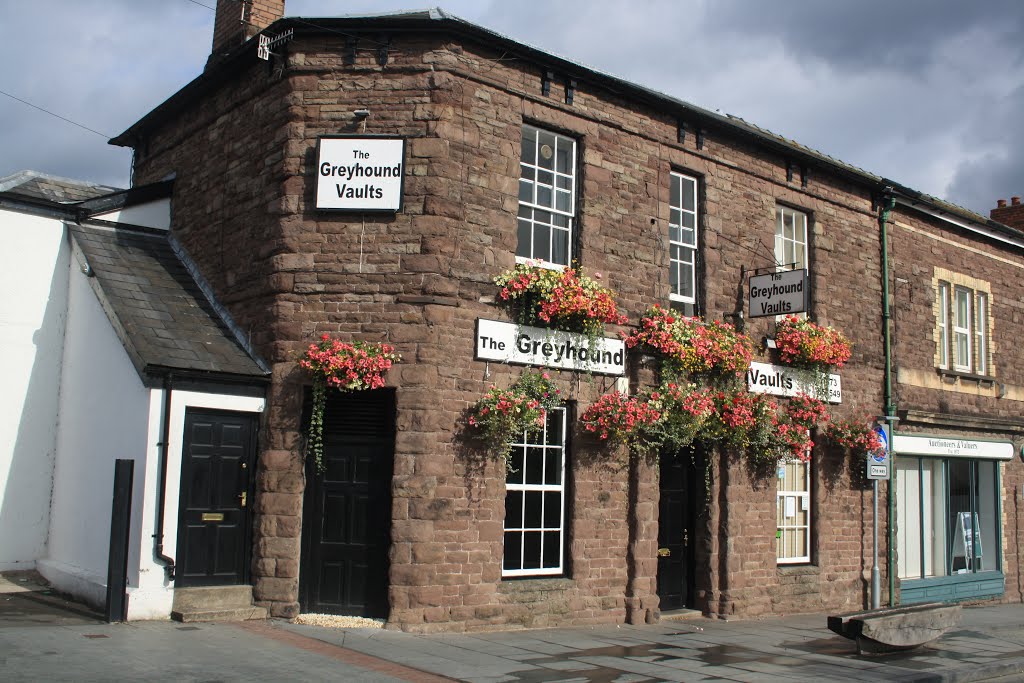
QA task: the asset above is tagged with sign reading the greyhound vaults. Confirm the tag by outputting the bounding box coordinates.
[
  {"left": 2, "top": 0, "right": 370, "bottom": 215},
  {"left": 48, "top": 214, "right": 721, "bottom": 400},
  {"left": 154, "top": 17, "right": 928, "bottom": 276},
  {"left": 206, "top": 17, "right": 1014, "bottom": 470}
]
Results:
[
  {"left": 475, "top": 319, "right": 625, "bottom": 376},
  {"left": 315, "top": 136, "right": 405, "bottom": 211},
  {"left": 746, "top": 361, "right": 842, "bottom": 403},
  {"left": 748, "top": 269, "right": 808, "bottom": 318}
]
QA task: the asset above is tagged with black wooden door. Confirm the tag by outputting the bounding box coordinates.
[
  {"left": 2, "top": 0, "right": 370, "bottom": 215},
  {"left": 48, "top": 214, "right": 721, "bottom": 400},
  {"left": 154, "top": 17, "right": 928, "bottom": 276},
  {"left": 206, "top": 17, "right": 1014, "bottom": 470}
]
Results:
[
  {"left": 301, "top": 389, "right": 394, "bottom": 617},
  {"left": 176, "top": 409, "right": 256, "bottom": 587},
  {"left": 657, "top": 450, "right": 699, "bottom": 611}
]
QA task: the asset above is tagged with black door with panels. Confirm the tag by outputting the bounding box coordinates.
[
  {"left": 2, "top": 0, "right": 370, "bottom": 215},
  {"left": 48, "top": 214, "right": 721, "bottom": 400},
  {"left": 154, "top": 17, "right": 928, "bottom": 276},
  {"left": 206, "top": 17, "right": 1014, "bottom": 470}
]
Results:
[
  {"left": 175, "top": 409, "right": 256, "bottom": 587},
  {"left": 657, "top": 449, "right": 701, "bottom": 611},
  {"left": 301, "top": 389, "right": 395, "bottom": 617}
]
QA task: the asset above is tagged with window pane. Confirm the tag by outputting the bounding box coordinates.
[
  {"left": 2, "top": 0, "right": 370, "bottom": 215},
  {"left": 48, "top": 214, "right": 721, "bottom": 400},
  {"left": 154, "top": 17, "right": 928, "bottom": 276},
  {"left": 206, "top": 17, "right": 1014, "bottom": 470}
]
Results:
[
  {"left": 555, "top": 141, "right": 572, "bottom": 175},
  {"left": 503, "top": 531, "right": 521, "bottom": 570},
  {"left": 542, "top": 531, "right": 562, "bottom": 569},
  {"left": 523, "top": 532, "right": 542, "bottom": 569},
  {"left": 534, "top": 224, "right": 551, "bottom": 262},
  {"left": 976, "top": 293, "right": 987, "bottom": 375},
  {"left": 537, "top": 132, "right": 556, "bottom": 170},
  {"left": 521, "top": 127, "right": 537, "bottom": 164},
  {"left": 948, "top": 460, "right": 972, "bottom": 573},
  {"left": 525, "top": 447, "right": 544, "bottom": 485},
  {"left": 555, "top": 190, "right": 571, "bottom": 213},
  {"left": 519, "top": 179, "right": 533, "bottom": 203},
  {"left": 976, "top": 460, "right": 998, "bottom": 571},
  {"left": 681, "top": 178, "right": 696, "bottom": 212},
  {"left": 543, "top": 491, "right": 561, "bottom": 528},
  {"left": 955, "top": 289, "right": 970, "bottom": 327},
  {"left": 524, "top": 491, "right": 543, "bottom": 528},
  {"left": 551, "top": 228, "right": 569, "bottom": 266},
  {"left": 506, "top": 446, "right": 525, "bottom": 484},
  {"left": 506, "top": 491, "right": 523, "bottom": 529}
]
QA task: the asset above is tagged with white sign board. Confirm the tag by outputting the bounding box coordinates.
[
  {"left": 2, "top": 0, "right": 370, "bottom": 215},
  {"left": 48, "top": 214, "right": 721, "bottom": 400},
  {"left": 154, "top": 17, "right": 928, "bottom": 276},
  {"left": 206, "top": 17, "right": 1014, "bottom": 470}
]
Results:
[
  {"left": 475, "top": 319, "right": 625, "bottom": 376},
  {"left": 745, "top": 361, "right": 841, "bottom": 403},
  {"left": 315, "top": 136, "right": 405, "bottom": 211},
  {"left": 892, "top": 434, "right": 1014, "bottom": 460},
  {"left": 748, "top": 269, "right": 808, "bottom": 318}
]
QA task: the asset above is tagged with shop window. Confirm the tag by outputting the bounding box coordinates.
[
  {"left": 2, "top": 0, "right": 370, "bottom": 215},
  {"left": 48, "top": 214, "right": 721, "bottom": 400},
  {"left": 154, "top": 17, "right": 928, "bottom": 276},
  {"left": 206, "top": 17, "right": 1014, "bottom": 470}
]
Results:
[
  {"left": 777, "top": 460, "right": 811, "bottom": 564},
  {"left": 503, "top": 407, "right": 567, "bottom": 577},
  {"left": 669, "top": 171, "right": 698, "bottom": 307},
  {"left": 517, "top": 125, "right": 576, "bottom": 268},
  {"left": 935, "top": 276, "right": 991, "bottom": 376},
  {"left": 896, "top": 457, "right": 999, "bottom": 580}
]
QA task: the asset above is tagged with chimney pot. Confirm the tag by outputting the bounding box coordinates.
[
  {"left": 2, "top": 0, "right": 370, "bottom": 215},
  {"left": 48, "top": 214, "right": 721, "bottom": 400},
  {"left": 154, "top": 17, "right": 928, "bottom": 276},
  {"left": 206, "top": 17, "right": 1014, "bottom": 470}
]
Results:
[
  {"left": 1013, "top": 197, "right": 1021, "bottom": 206},
  {"left": 997, "top": 199, "right": 1007, "bottom": 208}
]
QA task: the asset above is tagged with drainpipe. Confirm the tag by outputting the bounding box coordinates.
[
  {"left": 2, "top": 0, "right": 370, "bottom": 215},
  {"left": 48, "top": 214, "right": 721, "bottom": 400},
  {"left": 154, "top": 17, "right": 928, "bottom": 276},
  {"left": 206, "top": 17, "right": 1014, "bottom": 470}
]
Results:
[
  {"left": 879, "top": 190, "right": 896, "bottom": 607},
  {"left": 154, "top": 373, "right": 176, "bottom": 580}
]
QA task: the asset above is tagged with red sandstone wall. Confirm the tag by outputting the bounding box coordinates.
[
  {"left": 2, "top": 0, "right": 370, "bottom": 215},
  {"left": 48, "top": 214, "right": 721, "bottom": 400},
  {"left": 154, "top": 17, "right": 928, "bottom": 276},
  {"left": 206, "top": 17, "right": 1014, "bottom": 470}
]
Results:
[{"left": 122, "top": 27, "right": 1024, "bottom": 630}]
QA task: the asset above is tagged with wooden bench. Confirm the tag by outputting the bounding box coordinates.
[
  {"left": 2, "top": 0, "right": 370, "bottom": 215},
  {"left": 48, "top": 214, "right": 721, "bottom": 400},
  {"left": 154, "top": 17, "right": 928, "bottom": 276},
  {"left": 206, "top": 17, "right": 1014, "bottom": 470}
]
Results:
[{"left": 827, "top": 603, "right": 961, "bottom": 654}]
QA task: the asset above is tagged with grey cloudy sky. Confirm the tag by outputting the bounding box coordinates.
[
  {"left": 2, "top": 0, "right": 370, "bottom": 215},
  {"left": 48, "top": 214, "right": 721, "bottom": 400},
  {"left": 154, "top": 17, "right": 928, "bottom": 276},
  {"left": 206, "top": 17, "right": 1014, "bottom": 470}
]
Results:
[{"left": 2, "top": 0, "right": 1022, "bottom": 218}]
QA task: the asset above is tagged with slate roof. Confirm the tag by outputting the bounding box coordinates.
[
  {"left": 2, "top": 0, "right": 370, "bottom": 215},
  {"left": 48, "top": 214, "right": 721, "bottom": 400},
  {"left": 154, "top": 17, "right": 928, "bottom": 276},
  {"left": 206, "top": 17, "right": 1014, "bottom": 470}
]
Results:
[
  {"left": 0, "top": 170, "right": 121, "bottom": 204},
  {"left": 68, "top": 223, "right": 268, "bottom": 381}
]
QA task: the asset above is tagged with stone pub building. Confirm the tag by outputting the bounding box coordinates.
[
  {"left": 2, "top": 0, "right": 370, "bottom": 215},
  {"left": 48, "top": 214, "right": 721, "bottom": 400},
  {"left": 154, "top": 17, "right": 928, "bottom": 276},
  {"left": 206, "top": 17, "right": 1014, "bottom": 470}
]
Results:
[{"left": 108, "top": 0, "right": 1024, "bottom": 629}]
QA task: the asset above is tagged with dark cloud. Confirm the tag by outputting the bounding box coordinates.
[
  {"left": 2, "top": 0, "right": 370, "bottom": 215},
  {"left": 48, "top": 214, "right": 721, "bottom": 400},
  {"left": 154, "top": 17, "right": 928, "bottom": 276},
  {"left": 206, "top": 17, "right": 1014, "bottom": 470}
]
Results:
[
  {"left": 708, "top": 0, "right": 1024, "bottom": 74},
  {"left": 2, "top": 0, "right": 1021, "bottom": 216}
]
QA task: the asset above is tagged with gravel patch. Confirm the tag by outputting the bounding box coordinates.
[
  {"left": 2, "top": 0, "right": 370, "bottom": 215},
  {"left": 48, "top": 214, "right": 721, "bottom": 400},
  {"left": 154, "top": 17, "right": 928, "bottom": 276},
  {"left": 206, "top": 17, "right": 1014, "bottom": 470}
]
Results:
[{"left": 292, "top": 613, "right": 385, "bottom": 629}]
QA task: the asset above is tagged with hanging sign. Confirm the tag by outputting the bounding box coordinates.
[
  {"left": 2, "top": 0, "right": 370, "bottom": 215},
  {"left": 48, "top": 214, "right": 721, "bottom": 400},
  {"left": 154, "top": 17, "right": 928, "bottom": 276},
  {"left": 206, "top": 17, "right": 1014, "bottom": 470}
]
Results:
[
  {"left": 892, "top": 434, "right": 1014, "bottom": 460},
  {"left": 748, "top": 269, "right": 808, "bottom": 318},
  {"left": 315, "top": 136, "right": 406, "bottom": 211},
  {"left": 745, "top": 361, "right": 841, "bottom": 403},
  {"left": 475, "top": 319, "right": 625, "bottom": 376}
]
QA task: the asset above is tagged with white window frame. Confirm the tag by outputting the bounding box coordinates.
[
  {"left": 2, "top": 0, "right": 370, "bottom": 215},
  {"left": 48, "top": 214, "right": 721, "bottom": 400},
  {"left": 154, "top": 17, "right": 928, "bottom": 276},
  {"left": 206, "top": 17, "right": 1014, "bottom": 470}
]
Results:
[
  {"left": 777, "top": 459, "right": 811, "bottom": 564},
  {"left": 774, "top": 206, "right": 808, "bottom": 273},
  {"left": 953, "top": 286, "right": 972, "bottom": 372},
  {"left": 937, "top": 282, "right": 950, "bottom": 370},
  {"left": 517, "top": 125, "right": 576, "bottom": 269},
  {"left": 503, "top": 407, "right": 567, "bottom": 577},
  {"left": 669, "top": 171, "right": 698, "bottom": 304}
]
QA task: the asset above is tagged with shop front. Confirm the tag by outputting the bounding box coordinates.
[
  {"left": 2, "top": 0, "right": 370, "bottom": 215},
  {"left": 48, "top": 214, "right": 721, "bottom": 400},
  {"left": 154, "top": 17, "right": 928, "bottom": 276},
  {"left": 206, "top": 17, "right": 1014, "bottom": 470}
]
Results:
[{"left": 895, "top": 433, "right": 1013, "bottom": 604}]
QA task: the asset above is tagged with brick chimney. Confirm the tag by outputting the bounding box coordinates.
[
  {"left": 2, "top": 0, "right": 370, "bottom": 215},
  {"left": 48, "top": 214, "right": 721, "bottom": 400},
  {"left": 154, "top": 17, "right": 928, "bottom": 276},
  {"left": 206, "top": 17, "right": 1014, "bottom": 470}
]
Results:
[
  {"left": 210, "top": 0, "right": 285, "bottom": 62},
  {"left": 991, "top": 195, "right": 1024, "bottom": 231}
]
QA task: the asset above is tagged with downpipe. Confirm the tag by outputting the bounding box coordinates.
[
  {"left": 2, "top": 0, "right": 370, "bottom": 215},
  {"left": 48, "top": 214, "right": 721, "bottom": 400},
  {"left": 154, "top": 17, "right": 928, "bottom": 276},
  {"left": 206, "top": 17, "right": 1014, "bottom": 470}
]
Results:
[
  {"left": 154, "top": 373, "right": 176, "bottom": 580},
  {"left": 879, "top": 191, "right": 897, "bottom": 608}
]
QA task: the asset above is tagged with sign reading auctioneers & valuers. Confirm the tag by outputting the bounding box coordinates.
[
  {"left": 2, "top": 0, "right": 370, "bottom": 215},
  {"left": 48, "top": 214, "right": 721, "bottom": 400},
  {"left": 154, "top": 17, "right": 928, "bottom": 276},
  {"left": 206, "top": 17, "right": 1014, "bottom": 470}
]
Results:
[
  {"left": 315, "top": 136, "right": 406, "bottom": 211},
  {"left": 475, "top": 319, "right": 625, "bottom": 376}
]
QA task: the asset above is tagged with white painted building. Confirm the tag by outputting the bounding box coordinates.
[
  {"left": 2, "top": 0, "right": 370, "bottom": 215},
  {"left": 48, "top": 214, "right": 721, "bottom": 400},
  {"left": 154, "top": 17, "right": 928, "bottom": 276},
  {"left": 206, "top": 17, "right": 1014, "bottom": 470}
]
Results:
[{"left": 0, "top": 172, "right": 268, "bottom": 619}]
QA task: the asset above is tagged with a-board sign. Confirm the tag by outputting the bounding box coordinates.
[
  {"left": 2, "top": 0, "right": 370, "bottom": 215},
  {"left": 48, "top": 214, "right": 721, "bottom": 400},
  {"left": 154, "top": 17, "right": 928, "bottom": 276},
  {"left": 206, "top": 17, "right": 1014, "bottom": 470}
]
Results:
[
  {"left": 748, "top": 269, "right": 808, "bottom": 318},
  {"left": 315, "top": 136, "right": 406, "bottom": 211}
]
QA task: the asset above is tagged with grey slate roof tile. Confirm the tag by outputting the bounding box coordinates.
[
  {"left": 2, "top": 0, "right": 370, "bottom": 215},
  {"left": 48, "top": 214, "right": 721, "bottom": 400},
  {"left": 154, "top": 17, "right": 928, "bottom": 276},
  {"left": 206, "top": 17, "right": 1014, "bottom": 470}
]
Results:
[{"left": 68, "top": 223, "right": 267, "bottom": 380}]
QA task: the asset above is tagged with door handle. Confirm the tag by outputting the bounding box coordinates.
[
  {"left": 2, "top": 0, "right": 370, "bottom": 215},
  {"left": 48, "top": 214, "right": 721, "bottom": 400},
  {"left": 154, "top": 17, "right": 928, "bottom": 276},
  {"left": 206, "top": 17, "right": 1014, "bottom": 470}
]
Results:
[
  {"left": 239, "top": 491, "right": 247, "bottom": 507},
  {"left": 683, "top": 530, "right": 689, "bottom": 546}
]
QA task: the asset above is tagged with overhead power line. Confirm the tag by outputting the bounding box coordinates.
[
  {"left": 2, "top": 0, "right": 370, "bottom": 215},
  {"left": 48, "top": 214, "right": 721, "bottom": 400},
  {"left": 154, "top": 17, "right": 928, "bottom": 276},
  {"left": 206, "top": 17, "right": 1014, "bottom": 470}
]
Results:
[{"left": 0, "top": 88, "right": 109, "bottom": 138}]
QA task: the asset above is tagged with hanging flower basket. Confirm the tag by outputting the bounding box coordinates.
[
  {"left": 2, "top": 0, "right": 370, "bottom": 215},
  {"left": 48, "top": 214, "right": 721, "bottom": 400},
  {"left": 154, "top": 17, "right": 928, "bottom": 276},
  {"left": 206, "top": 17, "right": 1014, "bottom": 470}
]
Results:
[
  {"left": 467, "top": 370, "right": 561, "bottom": 468},
  {"left": 300, "top": 335, "right": 400, "bottom": 473},
  {"left": 774, "top": 315, "right": 852, "bottom": 369},
  {"left": 624, "top": 305, "right": 754, "bottom": 381},
  {"left": 494, "top": 262, "right": 627, "bottom": 336},
  {"left": 580, "top": 391, "right": 663, "bottom": 452},
  {"left": 825, "top": 417, "right": 883, "bottom": 457}
]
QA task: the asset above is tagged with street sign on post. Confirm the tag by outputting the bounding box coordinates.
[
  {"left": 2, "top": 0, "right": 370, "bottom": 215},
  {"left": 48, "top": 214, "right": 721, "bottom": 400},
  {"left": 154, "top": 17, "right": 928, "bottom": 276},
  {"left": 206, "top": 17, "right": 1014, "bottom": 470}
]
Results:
[{"left": 867, "top": 423, "right": 890, "bottom": 480}]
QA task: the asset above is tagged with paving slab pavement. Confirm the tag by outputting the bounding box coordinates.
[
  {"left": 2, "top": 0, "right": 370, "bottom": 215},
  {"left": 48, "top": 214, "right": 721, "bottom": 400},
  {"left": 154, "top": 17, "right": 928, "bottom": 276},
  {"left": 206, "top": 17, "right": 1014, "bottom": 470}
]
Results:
[{"left": 3, "top": 571, "right": 1024, "bottom": 682}]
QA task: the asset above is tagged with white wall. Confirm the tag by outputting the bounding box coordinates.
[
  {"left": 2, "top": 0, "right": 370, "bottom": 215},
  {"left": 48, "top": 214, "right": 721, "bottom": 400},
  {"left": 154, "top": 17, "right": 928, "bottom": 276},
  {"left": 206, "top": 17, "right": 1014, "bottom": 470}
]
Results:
[
  {"left": 40, "top": 263, "right": 153, "bottom": 609},
  {"left": 92, "top": 198, "right": 171, "bottom": 230},
  {"left": 0, "top": 210, "right": 68, "bottom": 570}
]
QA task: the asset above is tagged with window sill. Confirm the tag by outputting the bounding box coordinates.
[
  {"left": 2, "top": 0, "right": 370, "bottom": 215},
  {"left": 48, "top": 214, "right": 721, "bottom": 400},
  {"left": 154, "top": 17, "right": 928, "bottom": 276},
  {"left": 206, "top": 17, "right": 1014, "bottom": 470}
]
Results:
[
  {"left": 498, "top": 577, "right": 574, "bottom": 593},
  {"left": 777, "top": 563, "right": 817, "bottom": 574},
  {"left": 515, "top": 256, "right": 565, "bottom": 271},
  {"left": 937, "top": 369, "right": 996, "bottom": 387}
]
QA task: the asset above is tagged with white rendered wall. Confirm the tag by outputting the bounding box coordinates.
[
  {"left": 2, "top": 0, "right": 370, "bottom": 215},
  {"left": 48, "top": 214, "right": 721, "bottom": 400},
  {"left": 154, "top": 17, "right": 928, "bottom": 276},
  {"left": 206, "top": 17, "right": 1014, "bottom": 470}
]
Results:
[
  {"left": 40, "top": 264, "right": 152, "bottom": 610},
  {"left": 0, "top": 210, "right": 68, "bottom": 570},
  {"left": 92, "top": 198, "right": 170, "bottom": 230}
]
